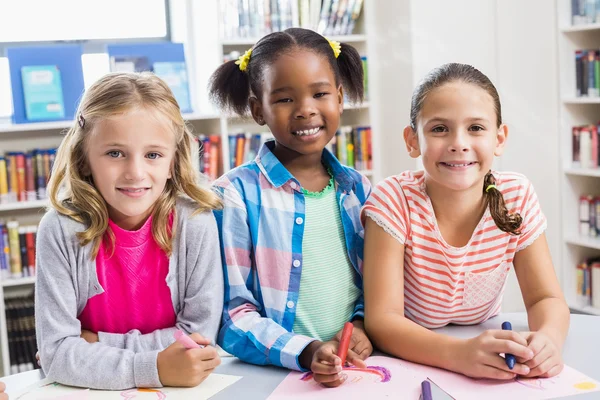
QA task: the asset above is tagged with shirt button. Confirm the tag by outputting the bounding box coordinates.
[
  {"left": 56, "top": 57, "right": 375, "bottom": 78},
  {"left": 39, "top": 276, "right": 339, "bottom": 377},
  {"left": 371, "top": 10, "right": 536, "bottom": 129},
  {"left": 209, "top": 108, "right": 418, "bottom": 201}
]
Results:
[
  {"left": 290, "top": 182, "right": 297, "bottom": 190},
  {"left": 293, "top": 260, "right": 301, "bottom": 268},
  {"left": 287, "top": 301, "right": 295, "bottom": 309},
  {"left": 295, "top": 217, "right": 303, "bottom": 225}
]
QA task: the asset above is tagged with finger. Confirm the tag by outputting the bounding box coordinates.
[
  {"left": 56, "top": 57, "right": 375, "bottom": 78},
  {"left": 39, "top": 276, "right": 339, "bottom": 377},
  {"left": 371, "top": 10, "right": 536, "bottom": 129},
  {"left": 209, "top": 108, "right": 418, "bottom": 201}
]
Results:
[
  {"left": 539, "top": 363, "right": 564, "bottom": 378},
  {"left": 525, "top": 344, "right": 549, "bottom": 370},
  {"left": 477, "top": 365, "right": 517, "bottom": 380},
  {"left": 311, "top": 360, "right": 342, "bottom": 375},
  {"left": 350, "top": 340, "right": 371, "bottom": 359},
  {"left": 0, "top": 381, "right": 5, "bottom": 391},
  {"left": 492, "top": 330, "right": 529, "bottom": 347},
  {"left": 526, "top": 335, "right": 547, "bottom": 356},
  {"left": 354, "top": 345, "right": 372, "bottom": 361},
  {"left": 486, "top": 341, "right": 534, "bottom": 362},
  {"left": 320, "top": 375, "right": 347, "bottom": 388},
  {"left": 314, "top": 372, "right": 347, "bottom": 386},
  {"left": 315, "top": 347, "right": 340, "bottom": 365},
  {"left": 202, "top": 357, "right": 222, "bottom": 371},
  {"left": 484, "top": 353, "right": 530, "bottom": 376},
  {"left": 188, "top": 333, "right": 211, "bottom": 346},
  {"left": 527, "top": 356, "right": 557, "bottom": 378},
  {"left": 345, "top": 349, "right": 367, "bottom": 368},
  {"left": 196, "top": 346, "right": 219, "bottom": 360}
]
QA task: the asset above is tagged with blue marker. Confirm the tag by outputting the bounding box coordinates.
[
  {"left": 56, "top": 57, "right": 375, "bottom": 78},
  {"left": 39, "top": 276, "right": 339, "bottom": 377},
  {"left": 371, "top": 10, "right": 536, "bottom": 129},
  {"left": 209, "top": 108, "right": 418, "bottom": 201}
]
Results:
[
  {"left": 421, "top": 380, "right": 433, "bottom": 400},
  {"left": 502, "top": 321, "right": 516, "bottom": 369}
]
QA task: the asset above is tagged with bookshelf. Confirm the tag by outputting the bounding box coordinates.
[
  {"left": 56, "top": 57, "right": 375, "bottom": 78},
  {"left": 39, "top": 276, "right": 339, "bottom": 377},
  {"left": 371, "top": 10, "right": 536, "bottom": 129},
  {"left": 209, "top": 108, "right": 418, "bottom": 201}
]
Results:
[
  {"left": 0, "top": 0, "right": 378, "bottom": 378},
  {"left": 557, "top": 0, "right": 600, "bottom": 316}
]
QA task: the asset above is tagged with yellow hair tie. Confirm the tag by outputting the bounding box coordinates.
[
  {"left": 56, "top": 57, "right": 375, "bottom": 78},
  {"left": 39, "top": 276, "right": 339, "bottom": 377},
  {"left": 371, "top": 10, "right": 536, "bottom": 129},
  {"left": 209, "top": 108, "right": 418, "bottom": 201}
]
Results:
[
  {"left": 485, "top": 184, "right": 497, "bottom": 193},
  {"left": 235, "top": 48, "right": 253, "bottom": 72},
  {"left": 326, "top": 38, "right": 341, "bottom": 58}
]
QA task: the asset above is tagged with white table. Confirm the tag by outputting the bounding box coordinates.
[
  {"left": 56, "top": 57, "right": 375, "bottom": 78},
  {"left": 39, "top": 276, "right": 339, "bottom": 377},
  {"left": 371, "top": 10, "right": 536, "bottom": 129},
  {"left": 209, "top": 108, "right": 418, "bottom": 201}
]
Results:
[{"left": 2, "top": 313, "right": 598, "bottom": 399}]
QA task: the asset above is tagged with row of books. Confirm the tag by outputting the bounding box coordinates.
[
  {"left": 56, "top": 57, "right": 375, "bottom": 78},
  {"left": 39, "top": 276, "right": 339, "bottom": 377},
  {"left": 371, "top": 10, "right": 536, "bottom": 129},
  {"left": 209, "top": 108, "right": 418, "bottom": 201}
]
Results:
[
  {"left": 229, "top": 132, "right": 274, "bottom": 169},
  {"left": 576, "top": 257, "right": 600, "bottom": 310},
  {"left": 0, "top": 148, "right": 56, "bottom": 205},
  {"left": 579, "top": 195, "right": 600, "bottom": 237},
  {"left": 326, "top": 125, "right": 372, "bottom": 171},
  {"left": 575, "top": 50, "right": 600, "bottom": 98},
  {"left": 4, "top": 294, "right": 38, "bottom": 375},
  {"left": 197, "top": 135, "right": 223, "bottom": 181},
  {"left": 572, "top": 124, "right": 600, "bottom": 168},
  {"left": 0, "top": 221, "right": 37, "bottom": 281},
  {"left": 219, "top": 0, "right": 364, "bottom": 39},
  {"left": 572, "top": 0, "right": 600, "bottom": 25}
]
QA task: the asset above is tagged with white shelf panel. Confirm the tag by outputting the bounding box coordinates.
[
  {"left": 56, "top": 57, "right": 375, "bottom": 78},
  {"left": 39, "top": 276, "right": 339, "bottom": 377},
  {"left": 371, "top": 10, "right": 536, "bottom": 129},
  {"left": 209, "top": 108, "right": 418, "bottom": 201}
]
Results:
[
  {"left": 1, "top": 277, "right": 36, "bottom": 288},
  {"left": 561, "top": 23, "right": 600, "bottom": 33},
  {"left": 562, "top": 97, "right": 600, "bottom": 104},
  {"left": 0, "top": 200, "right": 48, "bottom": 213},
  {"left": 359, "top": 170, "right": 373, "bottom": 176},
  {"left": 569, "top": 304, "right": 600, "bottom": 315},
  {"left": 565, "top": 235, "right": 600, "bottom": 250},
  {"left": 564, "top": 167, "right": 600, "bottom": 177},
  {"left": 222, "top": 34, "right": 367, "bottom": 46}
]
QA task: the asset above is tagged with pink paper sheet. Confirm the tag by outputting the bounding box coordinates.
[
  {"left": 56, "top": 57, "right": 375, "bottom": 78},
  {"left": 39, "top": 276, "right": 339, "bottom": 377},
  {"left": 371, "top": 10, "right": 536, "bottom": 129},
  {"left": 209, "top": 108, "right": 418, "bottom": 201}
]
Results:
[
  {"left": 268, "top": 355, "right": 600, "bottom": 400},
  {"left": 267, "top": 356, "right": 426, "bottom": 399},
  {"left": 424, "top": 364, "right": 600, "bottom": 400}
]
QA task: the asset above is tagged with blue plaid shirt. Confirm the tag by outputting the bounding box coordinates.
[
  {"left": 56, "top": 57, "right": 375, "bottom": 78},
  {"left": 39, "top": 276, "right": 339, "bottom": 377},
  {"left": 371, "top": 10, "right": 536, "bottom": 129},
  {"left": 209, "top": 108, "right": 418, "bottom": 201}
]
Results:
[{"left": 213, "top": 141, "right": 371, "bottom": 371}]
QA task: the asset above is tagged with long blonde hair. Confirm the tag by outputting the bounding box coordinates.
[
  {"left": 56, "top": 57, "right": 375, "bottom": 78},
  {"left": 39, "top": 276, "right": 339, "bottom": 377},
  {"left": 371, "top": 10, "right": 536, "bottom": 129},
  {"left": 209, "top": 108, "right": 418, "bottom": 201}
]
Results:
[{"left": 48, "top": 72, "right": 221, "bottom": 258}]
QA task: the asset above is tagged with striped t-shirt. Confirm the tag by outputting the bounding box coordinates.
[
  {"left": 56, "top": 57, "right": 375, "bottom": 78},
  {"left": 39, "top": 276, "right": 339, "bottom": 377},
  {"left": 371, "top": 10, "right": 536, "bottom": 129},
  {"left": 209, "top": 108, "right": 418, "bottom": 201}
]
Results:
[
  {"left": 361, "top": 170, "right": 546, "bottom": 328},
  {"left": 292, "top": 178, "right": 361, "bottom": 341}
]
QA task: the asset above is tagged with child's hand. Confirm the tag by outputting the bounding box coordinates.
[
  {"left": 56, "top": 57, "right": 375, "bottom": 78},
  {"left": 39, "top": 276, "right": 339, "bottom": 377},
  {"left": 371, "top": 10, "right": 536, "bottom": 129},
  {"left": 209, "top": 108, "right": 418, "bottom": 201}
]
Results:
[
  {"left": 518, "top": 331, "right": 564, "bottom": 378},
  {"left": 80, "top": 330, "right": 99, "bottom": 343},
  {"left": 311, "top": 340, "right": 367, "bottom": 388},
  {"left": 333, "top": 319, "right": 373, "bottom": 362},
  {"left": 455, "top": 329, "right": 534, "bottom": 379},
  {"left": 157, "top": 333, "right": 220, "bottom": 387},
  {"left": 0, "top": 381, "right": 7, "bottom": 400}
]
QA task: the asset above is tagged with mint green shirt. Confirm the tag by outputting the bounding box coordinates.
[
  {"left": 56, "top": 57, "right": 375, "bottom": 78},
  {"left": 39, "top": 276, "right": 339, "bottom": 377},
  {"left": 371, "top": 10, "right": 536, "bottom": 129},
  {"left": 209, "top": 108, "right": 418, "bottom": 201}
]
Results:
[{"left": 292, "top": 178, "right": 361, "bottom": 341}]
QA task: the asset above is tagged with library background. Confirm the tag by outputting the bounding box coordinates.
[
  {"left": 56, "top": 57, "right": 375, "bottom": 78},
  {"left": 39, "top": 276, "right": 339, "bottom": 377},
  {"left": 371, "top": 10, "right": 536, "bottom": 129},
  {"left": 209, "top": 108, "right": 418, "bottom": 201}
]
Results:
[{"left": 0, "top": 0, "right": 598, "bottom": 379}]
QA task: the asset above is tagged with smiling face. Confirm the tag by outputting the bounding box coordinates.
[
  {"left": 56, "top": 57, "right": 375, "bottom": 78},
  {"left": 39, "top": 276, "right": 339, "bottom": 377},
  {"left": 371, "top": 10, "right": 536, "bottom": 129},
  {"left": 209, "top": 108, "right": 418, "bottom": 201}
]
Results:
[
  {"left": 250, "top": 48, "right": 344, "bottom": 161},
  {"left": 85, "top": 109, "right": 176, "bottom": 230},
  {"left": 404, "top": 81, "right": 508, "bottom": 194}
]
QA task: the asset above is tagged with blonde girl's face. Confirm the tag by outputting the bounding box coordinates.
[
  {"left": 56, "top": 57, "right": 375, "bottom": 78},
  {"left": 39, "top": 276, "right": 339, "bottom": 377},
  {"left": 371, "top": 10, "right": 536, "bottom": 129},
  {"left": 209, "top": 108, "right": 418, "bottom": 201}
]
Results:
[
  {"left": 404, "top": 81, "right": 508, "bottom": 193},
  {"left": 86, "top": 109, "right": 176, "bottom": 230}
]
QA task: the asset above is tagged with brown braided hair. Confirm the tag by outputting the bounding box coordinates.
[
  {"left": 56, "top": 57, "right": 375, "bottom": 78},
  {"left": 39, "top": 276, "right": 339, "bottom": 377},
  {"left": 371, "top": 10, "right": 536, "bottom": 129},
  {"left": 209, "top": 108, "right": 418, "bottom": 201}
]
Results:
[
  {"left": 484, "top": 170, "right": 523, "bottom": 235},
  {"left": 410, "top": 63, "right": 522, "bottom": 235}
]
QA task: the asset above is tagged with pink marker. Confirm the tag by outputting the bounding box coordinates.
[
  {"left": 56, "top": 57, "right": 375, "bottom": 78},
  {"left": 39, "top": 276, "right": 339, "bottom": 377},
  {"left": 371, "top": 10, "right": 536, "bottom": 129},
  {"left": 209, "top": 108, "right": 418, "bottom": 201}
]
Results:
[{"left": 174, "top": 329, "right": 203, "bottom": 349}]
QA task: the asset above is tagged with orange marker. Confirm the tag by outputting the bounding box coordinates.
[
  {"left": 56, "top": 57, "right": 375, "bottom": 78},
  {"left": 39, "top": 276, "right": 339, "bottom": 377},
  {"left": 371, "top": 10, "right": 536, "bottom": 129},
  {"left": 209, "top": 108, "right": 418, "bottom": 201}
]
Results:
[{"left": 338, "top": 322, "right": 353, "bottom": 366}]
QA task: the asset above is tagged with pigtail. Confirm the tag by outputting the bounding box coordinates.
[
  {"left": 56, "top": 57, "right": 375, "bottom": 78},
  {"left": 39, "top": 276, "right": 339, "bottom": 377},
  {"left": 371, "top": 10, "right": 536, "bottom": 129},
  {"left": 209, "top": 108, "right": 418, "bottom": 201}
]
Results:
[
  {"left": 336, "top": 42, "right": 364, "bottom": 104},
  {"left": 484, "top": 171, "right": 522, "bottom": 235},
  {"left": 208, "top": 59, "right": 252, "bottom": 116}
]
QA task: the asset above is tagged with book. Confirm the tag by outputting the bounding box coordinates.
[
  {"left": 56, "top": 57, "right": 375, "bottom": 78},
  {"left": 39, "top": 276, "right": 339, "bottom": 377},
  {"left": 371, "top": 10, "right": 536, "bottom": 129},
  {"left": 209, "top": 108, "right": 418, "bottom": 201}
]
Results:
[
  {"left": 109, "top": 55, "right": 151, "bottom": 73},
  {"left": 20, "top": 65, "right": 65, "bottom": 121},
  {"left": 152, "top": 61, "right": 192, "bottom": 113}
]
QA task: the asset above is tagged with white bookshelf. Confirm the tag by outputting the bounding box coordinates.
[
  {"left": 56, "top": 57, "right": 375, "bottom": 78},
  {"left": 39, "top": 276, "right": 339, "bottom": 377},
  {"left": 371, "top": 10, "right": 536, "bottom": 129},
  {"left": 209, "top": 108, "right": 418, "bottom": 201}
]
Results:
[
  {"left": 0, "top": 1, "right": 379, "bottom": 377},
  {"left": 557, "top": 0, "right": 600, "bottom": 317}
]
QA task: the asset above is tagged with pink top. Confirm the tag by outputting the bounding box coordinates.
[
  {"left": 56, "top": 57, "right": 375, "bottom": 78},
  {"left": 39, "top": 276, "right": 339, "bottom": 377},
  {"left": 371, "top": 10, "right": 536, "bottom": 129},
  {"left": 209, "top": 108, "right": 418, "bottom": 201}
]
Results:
[{"left": 78, "top": 214, "right": 176, "bottom": 334}]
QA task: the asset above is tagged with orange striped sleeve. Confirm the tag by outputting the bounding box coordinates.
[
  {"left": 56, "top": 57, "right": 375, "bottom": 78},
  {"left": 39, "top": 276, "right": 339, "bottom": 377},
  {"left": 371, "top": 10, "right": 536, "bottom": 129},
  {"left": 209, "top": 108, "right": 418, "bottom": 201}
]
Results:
[
  {"left": 361, "top": 176, "right": 409, "bottom": 244},
  {"left": 515, "top": 177, "right": 547, "bottom": 252}
]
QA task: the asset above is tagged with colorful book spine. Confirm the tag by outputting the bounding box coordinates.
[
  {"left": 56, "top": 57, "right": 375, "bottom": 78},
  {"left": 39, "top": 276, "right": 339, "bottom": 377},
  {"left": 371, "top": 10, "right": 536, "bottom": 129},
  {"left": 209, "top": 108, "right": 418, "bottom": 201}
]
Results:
[{"left": 7, "top": 221, "right": 22, "bottom": 279}]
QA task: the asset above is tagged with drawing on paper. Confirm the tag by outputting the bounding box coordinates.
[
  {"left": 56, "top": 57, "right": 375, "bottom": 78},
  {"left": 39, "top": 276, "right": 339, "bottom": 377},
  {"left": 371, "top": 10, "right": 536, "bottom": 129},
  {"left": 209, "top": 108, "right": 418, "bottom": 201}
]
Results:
[{"left": 299, "top": 365, "right": 392, "bottom": 385}]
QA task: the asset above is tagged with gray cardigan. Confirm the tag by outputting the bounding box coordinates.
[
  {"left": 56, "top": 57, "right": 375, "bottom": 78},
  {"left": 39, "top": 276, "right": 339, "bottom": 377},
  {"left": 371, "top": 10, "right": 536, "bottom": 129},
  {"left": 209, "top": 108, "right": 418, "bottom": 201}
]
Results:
[{"left": 35, "top": 198, "right": 224, "bottom": 390}]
